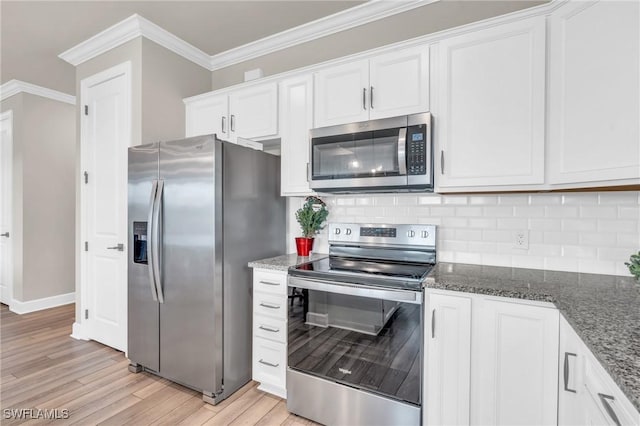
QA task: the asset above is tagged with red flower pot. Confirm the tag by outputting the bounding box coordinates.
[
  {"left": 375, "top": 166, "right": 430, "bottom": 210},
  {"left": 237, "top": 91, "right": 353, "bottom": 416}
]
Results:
[{"left": 295, "top": 237, "right": 314, "bottom": 256}]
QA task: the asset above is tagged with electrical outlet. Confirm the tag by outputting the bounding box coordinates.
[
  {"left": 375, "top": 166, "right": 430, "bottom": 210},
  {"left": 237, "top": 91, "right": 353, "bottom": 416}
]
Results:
[{"left": 513, "top": 229, "right": 529, "bottom": 250}]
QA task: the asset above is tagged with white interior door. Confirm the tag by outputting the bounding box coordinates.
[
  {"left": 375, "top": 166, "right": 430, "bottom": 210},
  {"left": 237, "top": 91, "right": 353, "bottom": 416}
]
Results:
[
  {"left": 0, "top": 110, "right": 13, "bottom": 305},
  {"left": 81, "top": 62, "right": 131, "bottom": 352}
]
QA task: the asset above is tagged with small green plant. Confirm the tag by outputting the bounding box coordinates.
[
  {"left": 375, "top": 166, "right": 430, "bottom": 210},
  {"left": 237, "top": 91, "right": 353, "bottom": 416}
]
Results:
[
  {"left": 625, "top": 251, "right": 640, "bottom": 281},
  {"left": 295, "top": 196, "right": 329, "bottom": 238}
]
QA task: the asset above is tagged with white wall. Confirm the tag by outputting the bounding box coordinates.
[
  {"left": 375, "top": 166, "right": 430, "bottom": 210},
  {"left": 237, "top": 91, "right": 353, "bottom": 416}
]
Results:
[{"left": 287, "top": 191, "right": 640, "bottom": 277}]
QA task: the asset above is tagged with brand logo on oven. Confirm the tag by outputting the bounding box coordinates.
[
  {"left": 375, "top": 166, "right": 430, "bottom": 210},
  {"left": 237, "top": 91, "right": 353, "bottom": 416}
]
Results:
[{"left": 338, "top": 367, "right": 352, "bottom": 375}]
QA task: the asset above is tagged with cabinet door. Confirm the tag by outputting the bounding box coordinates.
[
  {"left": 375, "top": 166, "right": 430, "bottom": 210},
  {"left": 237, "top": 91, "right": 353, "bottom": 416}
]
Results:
[
  {"left": 314, "top": 60, "right": 369, "bottom": 127},
  {"left": 558, "top": 315, "right": 587, "bottom": 425},
  {"left": 229, "top": 82, "right": 278, "bottom": 140},
  {"left": 470, "top": 299, "right": 559, "bottom": 426},
  {"left": 185, "top": 94, "right": 228, "bottom": 139},
  {"left": 548, "top": 1, "right": 640, "bottom": 185},
  {"left": 424, "top": 292, "right": 471, "bottom": 426},
  {"left": 280, "top": 75, "right": 315, "bottom": 196},
  {"left": 436, "top": 17, "right": 546, "bottom": 189},
  {"left": 369, "top": 46, "right": 429, "bottom": 120}
]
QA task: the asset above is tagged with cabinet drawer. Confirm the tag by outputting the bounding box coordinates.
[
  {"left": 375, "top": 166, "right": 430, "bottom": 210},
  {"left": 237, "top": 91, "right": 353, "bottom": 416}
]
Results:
[
  {"left": 254, "top": 292, "right": 287, "bottom": 319},
  {"left": 253, "top": 338, "right": 286, "bottom": 388},
  {"left": 253, "top": 270, "right": 287, "bottom": 296},
  {"left": 254, "top": 314, "right": 286, "bottom": 344}
]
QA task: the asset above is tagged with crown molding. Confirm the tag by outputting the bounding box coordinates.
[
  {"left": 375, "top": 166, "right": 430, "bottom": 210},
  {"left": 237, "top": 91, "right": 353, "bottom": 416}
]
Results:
[
  {"left": 59, "top": 14, "right": 211, "bottom": 70},
  {"left": 208, "top": 0, "right": 436, "bottom": 70},
  {"left": 0, "top": 80, "right": 75, "bottom": 105},
  {"left": 58, "top": 1, "right": 437, "bottom": 72}
]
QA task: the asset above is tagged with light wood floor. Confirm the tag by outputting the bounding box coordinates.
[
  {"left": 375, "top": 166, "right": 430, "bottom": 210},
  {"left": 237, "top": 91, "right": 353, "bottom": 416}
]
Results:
[{"left": 0, "top": 303, "right": 318, "bottom": 425}]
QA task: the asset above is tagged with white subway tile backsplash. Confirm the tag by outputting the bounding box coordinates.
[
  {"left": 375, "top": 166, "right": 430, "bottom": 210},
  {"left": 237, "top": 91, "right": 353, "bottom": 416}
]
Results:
[
  {"left": 455, "top": 206, "right": 484, "bottom": 217},
  {"left": 597, "top": 219, "right": 638, "bottom": 233},
  {"left": 544, "top": 231, "right": 579, "bottom": 245},
  {"left": 598, "top": 192, "right": 639, "bottom": 205},
  {"left": 468, "top": 195, "right": 498, "bottom": 205},
  {"left": 483, "top": 206, "right": 513, "bottom": 217},
  {"left": 289, "top": 191, "right": 638, "bottom": 276},
  {"left": 580, "top": 206, "right": 617, "bottom": 218},
  {"left": 545, "top": 206, "right": 579, "bottom": 218},
  {"left": 418, "top": 195, "right": 442, "bottom": 205}
]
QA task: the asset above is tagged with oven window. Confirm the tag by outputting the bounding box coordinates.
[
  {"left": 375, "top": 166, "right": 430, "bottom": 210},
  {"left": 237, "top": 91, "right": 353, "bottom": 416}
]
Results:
[
  {"left": 312, "top": 128, "right": 402, "bottom": 180},
  {"left": 288, "top": 289, "right": 422, "bottom": 406}
]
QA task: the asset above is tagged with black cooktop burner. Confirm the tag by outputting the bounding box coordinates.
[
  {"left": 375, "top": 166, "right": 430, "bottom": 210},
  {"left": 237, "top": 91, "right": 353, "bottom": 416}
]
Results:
[{"left": 289, "top": 256, "right": 434, "bottom": 291}]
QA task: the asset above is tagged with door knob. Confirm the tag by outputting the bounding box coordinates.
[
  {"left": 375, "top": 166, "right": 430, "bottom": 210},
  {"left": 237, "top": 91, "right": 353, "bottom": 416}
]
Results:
[
  {"left": 0, "top": 232, "right": 9, "bottom": 238},
  {"left": 107, "top": 243, "right": 125, "bottom": 251}
]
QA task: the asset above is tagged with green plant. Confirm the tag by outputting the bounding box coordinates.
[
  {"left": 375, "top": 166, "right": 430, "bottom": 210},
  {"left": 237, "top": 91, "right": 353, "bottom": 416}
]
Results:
[
  {"left": 625, "top": 251, "right": 640, "bottom": 281},
  {"left": 295, "top": 196, "right": 329, "bottom": 238}
]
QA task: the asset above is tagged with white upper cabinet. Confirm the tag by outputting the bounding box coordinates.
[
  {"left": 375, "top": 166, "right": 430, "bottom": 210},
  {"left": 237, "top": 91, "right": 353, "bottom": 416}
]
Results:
[
  {"left": 436, "top": 17, "right": 546, "bottom": 190},
  {"left": 314, "top": 46, "right": 430, "bottom": 128},
  {"left": 470, "top": 298, "right": 559, "bottom": 426},
  {"left": 185, "top": 93, "right": 229, "bottom": 139},
  {"left": 314, "top": 60, "right": 369, "bottom": 127},
  {"left": 229, "top": 83, "right": 278, "bottom": 141},
  {"left": 548, "top": 0, "right": 640, "bottom": 186},
  {"left": 280, "top": 75, "right": 315, "bottom": 196},
  {"left": 368, "top": 47, "right": 430, "bottom": 120},
  {"left": 185, "top": 81, "right": 278, "bottom": 143},
  {"left": 424, "top": 292, "right": 471, "bottom": 426}
]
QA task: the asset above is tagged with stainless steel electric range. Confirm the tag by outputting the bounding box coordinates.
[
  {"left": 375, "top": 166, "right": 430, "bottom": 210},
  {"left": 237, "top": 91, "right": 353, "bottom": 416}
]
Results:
[{"left": 286, "top": 222, "right": 436, "bottom": 426}]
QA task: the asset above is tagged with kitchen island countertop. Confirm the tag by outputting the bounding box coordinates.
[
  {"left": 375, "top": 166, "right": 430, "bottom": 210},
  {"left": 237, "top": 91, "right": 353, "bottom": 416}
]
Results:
[{"left": 426, "top": 262, "right": 640, "bottom": 411}]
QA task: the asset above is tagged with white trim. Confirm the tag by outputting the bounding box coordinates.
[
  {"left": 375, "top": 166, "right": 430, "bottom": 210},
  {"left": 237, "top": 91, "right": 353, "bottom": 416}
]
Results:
[
  {"left": 185, "top": 0, "right": 564, "bottom": 103},
  {"left": 208, "top": 0, "right": 435, "bottom": 70},
  {"left": 0, "top": 110, "right": 13, "bottom": 307},
  {"left": 0, "top": 80, "right": 75, "bottom": 105},
  {"left": 9, "top": 292, "right": 76, "bottom": 315},
  {"left": 58, "top": 1, "right": 437, "bottom": 72},
  {"left": 71, "top": 321, "right": 89, "bottom": 340},
  {"left": 59, "top": 14, "right": 211, "bottom": 70}
]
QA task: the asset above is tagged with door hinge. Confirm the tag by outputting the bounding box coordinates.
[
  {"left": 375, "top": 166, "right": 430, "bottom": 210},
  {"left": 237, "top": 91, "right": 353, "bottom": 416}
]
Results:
[
  {"left": 84, "top": 309, "right": 89, "bottom": 319},
  {"left": 84, "top": 105, "right": 89, "bottom": 116},
  {"left": 84, "top": 171, "right": 88, "bottom": 184},
  {"left": 84, "top": 241, "right": 88, "bottom": 251}
]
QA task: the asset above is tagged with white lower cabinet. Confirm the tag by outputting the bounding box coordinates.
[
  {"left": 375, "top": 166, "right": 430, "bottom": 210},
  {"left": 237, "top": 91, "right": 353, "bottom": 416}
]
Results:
[
  {"left": 252, "top": 268, "right": 287, "bottom": 398},
  {"left": 425, "top": 292, "right": 471, "bottom": 426},
  {"left": 559, "top": 316, "right": 639, "bottom": 426},
  {"left": 424, "top": 291, "right": 559, "bottom": 426}
]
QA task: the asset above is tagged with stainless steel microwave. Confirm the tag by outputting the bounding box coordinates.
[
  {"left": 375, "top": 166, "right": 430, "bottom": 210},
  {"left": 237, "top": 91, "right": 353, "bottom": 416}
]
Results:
[{"left": 309, "top": 112, "right": 432, "bottom": 193}]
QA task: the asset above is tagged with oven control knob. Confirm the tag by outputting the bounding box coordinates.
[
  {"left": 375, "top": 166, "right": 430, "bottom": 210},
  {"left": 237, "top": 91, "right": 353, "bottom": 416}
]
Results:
[
  {"left": 345, "top": 228, "right": 352, "bottom": 235},
  {"left": 421, "top": 230, "right": 429, "bottom": 238},
  {"left": 334, "top": 228, "right": 341, "bottom": 235},
  {"left": 407, "top": 230, "right": 415, "bottom": 238}
]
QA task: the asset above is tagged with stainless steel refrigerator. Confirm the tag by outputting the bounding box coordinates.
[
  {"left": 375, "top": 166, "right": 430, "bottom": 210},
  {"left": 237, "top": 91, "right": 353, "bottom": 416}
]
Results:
[{"left": 127, "top": 135, "right": 285, "bottom": 404}]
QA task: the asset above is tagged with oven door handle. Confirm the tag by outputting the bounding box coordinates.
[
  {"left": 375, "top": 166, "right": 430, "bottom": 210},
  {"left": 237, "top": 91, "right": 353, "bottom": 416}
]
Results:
[{"left": 288, "top": 276, "right": 422, "bottom": 305}]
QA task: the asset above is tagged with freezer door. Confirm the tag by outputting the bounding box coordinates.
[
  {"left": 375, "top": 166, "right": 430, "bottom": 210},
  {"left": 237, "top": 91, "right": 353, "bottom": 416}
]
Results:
[
  {"left": 158, "top": 135, "right": 222, "bottom": 395},
  {"left": 128, "top": 143, "right": 160, "bottom": 371}
]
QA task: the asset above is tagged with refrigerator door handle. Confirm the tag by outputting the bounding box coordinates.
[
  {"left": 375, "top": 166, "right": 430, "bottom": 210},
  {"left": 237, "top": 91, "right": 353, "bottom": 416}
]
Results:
[
  {"left": 152, "top": 179, "right": 165, "bottom": 303},
  {"left": 147, "top": 180, "right": 159, "bottom": 302}
]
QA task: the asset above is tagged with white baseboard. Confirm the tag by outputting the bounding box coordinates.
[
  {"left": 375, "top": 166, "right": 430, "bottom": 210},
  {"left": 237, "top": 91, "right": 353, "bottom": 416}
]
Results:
[
  {"left": 71, "top": 321, "right": 89, "bottom": 341},
  {"left": 9, "top": 292, "right": 75, "bottom": 315}
]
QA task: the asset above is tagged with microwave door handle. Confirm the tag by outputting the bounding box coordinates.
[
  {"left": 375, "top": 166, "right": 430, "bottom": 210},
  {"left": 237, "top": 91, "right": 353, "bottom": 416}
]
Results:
[{"left": 398, "top": 127, "right": 407, "bottom": 176}]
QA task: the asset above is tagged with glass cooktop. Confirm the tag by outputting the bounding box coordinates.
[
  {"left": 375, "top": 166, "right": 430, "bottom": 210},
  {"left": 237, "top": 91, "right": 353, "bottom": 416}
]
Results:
[{"left": 289, "top": 256, "right": 434, "bottom": 291}]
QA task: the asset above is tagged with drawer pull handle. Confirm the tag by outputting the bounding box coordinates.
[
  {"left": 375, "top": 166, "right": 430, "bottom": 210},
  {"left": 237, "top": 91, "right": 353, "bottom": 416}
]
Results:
[
  {"left": 259, "top": 325, "right": 280, "bottom": 333},
  {"left": 259, "top": 302, "right": 280, "bottom": 309},
  {"left": 259, "top": 359, "right": 279, "bottom": 368},
  {"left": 259, "top": 280, "right": 280, "bottom": 286},
  {"left": 598, "top": 393, "right": 621, "bottom": 426},
  {"left": 563, "top": 352, "right": 577, "bottom": 393}
]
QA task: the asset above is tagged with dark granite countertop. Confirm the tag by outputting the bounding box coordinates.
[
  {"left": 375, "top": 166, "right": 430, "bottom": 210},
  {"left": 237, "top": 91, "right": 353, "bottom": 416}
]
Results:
[
  {"left": 425, "top": 262, "right": 640, "bottom": 412},
  {"left": 248, "top": 253, "right": 328, "bottom": 272}
]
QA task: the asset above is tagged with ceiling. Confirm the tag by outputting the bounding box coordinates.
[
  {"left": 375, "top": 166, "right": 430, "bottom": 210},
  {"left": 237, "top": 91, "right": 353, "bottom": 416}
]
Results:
[{"left": 0, "top": 1, "right": 364, "bottom": 95}]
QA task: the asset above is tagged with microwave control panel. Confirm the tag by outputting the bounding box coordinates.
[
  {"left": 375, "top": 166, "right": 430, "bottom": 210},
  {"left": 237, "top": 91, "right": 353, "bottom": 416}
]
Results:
[{"left": 407, "top": 124, "right": 427, "bottom": 175}]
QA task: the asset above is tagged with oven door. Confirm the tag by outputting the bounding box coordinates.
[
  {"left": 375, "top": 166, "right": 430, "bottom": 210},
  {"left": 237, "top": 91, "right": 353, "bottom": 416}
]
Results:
[{"left": 287, "top": 275, "right": 423, "bottom": 406}]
